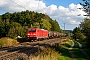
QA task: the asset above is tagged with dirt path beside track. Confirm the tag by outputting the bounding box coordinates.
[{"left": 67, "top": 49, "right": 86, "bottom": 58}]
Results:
[
  {"left": 76, "top": 41, "right": 90, "bottom": 60},
  {"left": 68, "top": 40, "right": 90, "bottom": 60}
]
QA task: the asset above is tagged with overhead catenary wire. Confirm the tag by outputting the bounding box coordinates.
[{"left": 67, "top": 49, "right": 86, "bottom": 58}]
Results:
[{"left": 9, "top": 0, "right": 26, "bottom": 10}]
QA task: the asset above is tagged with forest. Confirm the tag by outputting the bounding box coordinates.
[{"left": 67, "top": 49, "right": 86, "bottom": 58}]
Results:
[{"left": 0, "top": 10, "right": 62, "bottom": 38}]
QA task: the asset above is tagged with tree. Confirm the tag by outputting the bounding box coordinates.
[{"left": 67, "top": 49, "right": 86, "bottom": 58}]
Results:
[
  {"left": 0, "top": 16, "right": 5, "bottom": 37},
  {"left": 2, "top": 12, "right": 11, "bottom": 36},
  {"left": 73, "top": 27, "right": 80, "bottom": 40},
  {"left": 40, "top": 19, "right": 51, "bottom": 30},
  {"left": 80, "top": 0, "right": 90, "bottom": 8},
  {"left": 80, "top": 0, "right": 90, "bottom": 17},
  {"left": 72, "top": 27, "right": 86, "bottom": 41},
  {"left": 79, "top": 18, "right": 90, "bottom": 46},
  {"left": 50, "top": 20, "right": 62, "bottom": 32},
  {"left": 80, "top": 18, "right": 90, "bottom": 36},
  {"left": 7, "top": 22, "right": 28, "bottom": 38},
  {"left": 31, "top": 22, "right": 40, "bottom": 28}
]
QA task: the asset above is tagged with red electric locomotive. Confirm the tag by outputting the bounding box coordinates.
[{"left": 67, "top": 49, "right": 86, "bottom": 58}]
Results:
[{"left": 27, "top": 28, "right": 48, "bottom": 40}]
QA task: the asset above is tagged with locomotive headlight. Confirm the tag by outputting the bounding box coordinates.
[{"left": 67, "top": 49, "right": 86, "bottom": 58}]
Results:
[
  {"left": 33, "top": 34, "right": 36, "bottom": 35},
  {"left": 28, "top": 34, "right": 30, "bottom": 35},
  {"left": 33, "top": 34, "right": 36, "bottom": 37}
]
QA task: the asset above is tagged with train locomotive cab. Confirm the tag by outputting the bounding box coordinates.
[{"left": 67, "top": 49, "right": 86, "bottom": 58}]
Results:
[
  {"left": 27, "top": 28, "right": 37, "bottom": 40},
  {"left": 27, "top": 28, "right": 48, "bottom": 40}
]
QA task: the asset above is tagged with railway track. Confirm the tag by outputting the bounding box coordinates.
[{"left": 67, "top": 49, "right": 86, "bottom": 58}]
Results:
[
  {"left": 0, "top": 45, "right": 29, "bottom": 60},
  {"left": 0, "top": 38, "right": 61, "bottom": 60}
]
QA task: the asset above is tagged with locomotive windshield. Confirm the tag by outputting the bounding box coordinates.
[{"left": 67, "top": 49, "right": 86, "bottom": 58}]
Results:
[{"left": 28, "top": 29, "right": 36, "bottom": 32}]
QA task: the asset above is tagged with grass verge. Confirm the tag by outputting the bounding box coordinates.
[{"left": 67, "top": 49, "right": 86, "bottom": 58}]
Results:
[
  {"left": 78, "top": 41, "right": 90, "bottom": 59},
  {"left": 29, "top": 38, "right": 72, "bottom": 60},
  {"left": 57, "top": 39, "right": 88, "bottom": 60},
  {"left": 71, "top": 40, "right": 88, "bottom": 60},
  {"left": 0, "top": 37, "right": 19, "bottom": 47},
  {"left": 57, "top": 38, "right": 73, "bottom": 60},
  {"left": 29, "top": 48, "right": 60, "bottom": 60}
]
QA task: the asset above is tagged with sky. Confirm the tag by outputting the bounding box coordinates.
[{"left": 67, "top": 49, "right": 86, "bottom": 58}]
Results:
[{"left": 0, "top": 0, "right": 86, "bottom": 30}]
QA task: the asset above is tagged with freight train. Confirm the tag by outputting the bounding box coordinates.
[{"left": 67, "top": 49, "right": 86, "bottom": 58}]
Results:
[{"left": 26, "top": 28, "right": 66, "bottom": 40}]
